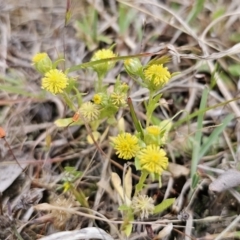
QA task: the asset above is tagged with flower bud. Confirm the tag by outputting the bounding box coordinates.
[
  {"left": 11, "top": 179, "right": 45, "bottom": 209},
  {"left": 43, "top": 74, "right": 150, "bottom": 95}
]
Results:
[
  {"left": 124, "top": 58, "right": 143, "bottom": 76},
  {"left": 32, "top": 52, "right": 53, "bottom": 74}
]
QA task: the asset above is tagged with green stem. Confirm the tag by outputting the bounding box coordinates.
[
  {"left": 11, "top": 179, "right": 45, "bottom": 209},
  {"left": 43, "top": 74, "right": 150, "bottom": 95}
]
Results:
[
  {"left": 146, "top": 91, "right": 154, "bottom": 127},
  {"left": 96, "top": 73, "right": 104, "bottom": 92},
  {"left": 135, "top": 171, "right": 148, "bottom": 195},
  {"left": 127, "top": 98, "right": 144, "bottom": 139},
  {"left": 12, "top": 226, "right": 24, "bottom": 240},
  {"left": 62, "top": 92, "right": 76, "bottom": 111},
  {"left": 146, "top": 91, "right": 162, "bottom": 127},
  {"left": 70, "top": 185, "right": 89, "bottom": 208},
  {"left": 67, "top": 49, "right": 169, "bottom": 73}
]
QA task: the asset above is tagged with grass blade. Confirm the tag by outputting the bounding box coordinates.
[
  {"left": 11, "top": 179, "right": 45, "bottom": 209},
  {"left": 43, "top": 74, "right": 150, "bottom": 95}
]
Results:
[
  {"left": 191, "top": 87, "right": 209, "bottom": 184},
  {"left": 199, "top": 114, "right": 234, "bottom": 160}
]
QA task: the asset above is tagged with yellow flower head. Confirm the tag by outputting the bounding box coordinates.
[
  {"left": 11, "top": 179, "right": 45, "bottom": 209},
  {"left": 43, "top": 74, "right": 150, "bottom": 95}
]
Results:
[
  {"left": 146, "top": 125, "right": 161, "bottom": 136},
  {"left": 32, "top": 52, "right": 52, "bottom": 74},
  {"left": 111, "top": 133, "right": 140, "bottom": 160},
  {"left": 92, "top": 49, "right": 116, "bottom": 60},
  {"left": 110, "top": 92, "right": 126, "bottom": 107},
  {"left": 79, "top": 101, "right": 100, "bottom": 121},
  {"left": 131, "top": 194, "right": 155, "bottom": 219},
  {"left": 63, "top": 181, "right": 72, "bottom": 193},
  {"left": 91, "top": 49, "right": 116, "bottom": 74},
  {"left": 138, "top": 144, "right": 168, "bottom": 174},
  {"left": 93, "top": 94, "right": 103, "bottom": 105},
  {"left": 32, "top": 52, "right": 48, "bottom": 63},
  {"left": 144, "top": 64, "right": 171, "bottom": 88},
  {"left": 42, "top": 69, "right": 69, "bottom": 94}
]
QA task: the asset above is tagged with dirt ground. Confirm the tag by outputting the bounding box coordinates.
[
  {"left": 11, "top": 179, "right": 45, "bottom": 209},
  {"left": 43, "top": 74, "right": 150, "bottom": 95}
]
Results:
[{"left": 1, "top": 0, "right": 240, "bottom": 239}]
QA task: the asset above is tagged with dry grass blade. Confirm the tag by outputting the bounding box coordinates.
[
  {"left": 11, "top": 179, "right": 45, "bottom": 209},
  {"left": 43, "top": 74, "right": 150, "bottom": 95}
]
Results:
[{"left": 1, "top": 0, "right": 240, "bottom": 239}]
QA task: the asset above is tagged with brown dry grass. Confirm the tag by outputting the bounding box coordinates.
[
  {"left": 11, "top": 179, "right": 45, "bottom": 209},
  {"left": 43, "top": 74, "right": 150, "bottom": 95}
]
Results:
[{"left": 1, "top": 0, "right": 240, "bottom": 239}]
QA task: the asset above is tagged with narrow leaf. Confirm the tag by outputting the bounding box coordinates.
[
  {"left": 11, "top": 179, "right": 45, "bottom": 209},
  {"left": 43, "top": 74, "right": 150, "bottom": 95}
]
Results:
[
  {"left": 191, "top": 87, "right": 209, "bottom": 186},
  {"left": 199, "top": 114, "right": 234, "bottom": 159},
  {"left": 153, "top": 198, "right": 175, "bottom": 214}
]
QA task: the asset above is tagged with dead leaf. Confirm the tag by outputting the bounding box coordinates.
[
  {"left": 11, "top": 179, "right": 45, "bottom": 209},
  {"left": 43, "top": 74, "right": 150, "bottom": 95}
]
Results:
[
  {"left": 168, "top": 162, "right": 190, "bottom": 178},
  {"left": 209, "top": 169, "right": 240, "bottom": 192},
  {"left": 0, "top": 157, "right": 28, "bottom": 192}
]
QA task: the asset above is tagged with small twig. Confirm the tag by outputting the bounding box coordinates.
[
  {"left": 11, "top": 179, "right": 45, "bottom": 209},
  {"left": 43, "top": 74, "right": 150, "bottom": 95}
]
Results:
[{"left": 214, "top": 214, "right": 240, "bottom": 240}]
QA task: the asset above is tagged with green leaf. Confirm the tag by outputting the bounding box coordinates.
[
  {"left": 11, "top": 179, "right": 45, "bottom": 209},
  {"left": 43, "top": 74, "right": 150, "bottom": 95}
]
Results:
[
  {"left": 119, "top": 3, "right": 136, "bottom": 34},
  {"left": 228, "top": 64, "right": 240, "bottom": 77},
  {"left": 118, "top": 204, "right": 130, "bottom": 211},
  {"left": 198, "top": 114, "right": 234, "bottom": 160},
  {"left": 64, "top": 167, "right": 82, "bottom": 178},
  {"left": 211, "top": 8, "right": 225, "bottom": 20},
  {"left": 230, "top": 33, "right": 240, "bottom": 43},
  {"left": 191, "top": 87, "right": 209, "bottom": 184},
  {"left": 54, "top": 118, "right": 82, "bottom": 127},
  {"left": 123, "top": 223, "right": 133, "bottom": 237},
  {"left": 121, "top": 210, "right": 134, "bottom": 237},
  {"left": 1, "top": 85, "right": 43, "bottom": 97},
  {"left": 146, "top": 56, "right": 170, "bottom": 67},
  {"left": 128, "top": 97, "right": 144, "bottom": 139},
  {"left": 135, "top": 171, "right": 148, "bottom": 194},
  {"left": 153, "top": 198, "right": 175, "bottom": 214},
  {"left": 192, "top": 173, "right": 200, "bottom": 189},
  {"left": 187, "top": 0, "right": 205, "bottom": 23}
]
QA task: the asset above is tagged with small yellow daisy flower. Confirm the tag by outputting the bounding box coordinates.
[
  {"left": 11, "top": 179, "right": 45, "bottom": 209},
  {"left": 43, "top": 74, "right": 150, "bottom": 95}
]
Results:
[
  {"left": 42, "top": 69, "right": 69, "bottom": 94},
  {"left": 92, "top": 49, "right": 116, "bottom": 60},
  {"left": 91, "top": 49, "right": 116, "bottom": 74},
  {"left": 79, "top": 102, "right": 100, "bottom": 121},
  {"left": 131, "top": 194, "right": 155, "bottom": 219},
  {"left": 138, "top": 144, "right": 168, "bottom": 174},
  {"left": 32, "top": 52, "right": 48, "bottom": 64},
  {"left": 146, "top": 125, "right": 161, "bottom": 136},
  {"left": 110, "top": 92, "right": 126, "bottom": 107},
  {"left": 93, "top": 94, "right": 102, "bottom": 105},
  {"left": 111, "top": 133, "right": 140, "bottom": 160},
  {"left": 144, "top": 64, "right": 171, "bottom": 88}
]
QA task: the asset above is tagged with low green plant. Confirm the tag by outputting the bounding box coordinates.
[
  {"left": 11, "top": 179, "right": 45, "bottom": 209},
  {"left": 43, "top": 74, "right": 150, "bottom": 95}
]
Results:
[{"left": 32, "top": 48, "right": 177, "bottom": 236}]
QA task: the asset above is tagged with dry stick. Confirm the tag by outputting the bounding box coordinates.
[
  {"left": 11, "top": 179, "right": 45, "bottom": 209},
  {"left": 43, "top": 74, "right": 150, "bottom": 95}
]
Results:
[{"left": 214, "top": 214, "right": 240, "bottom": 240}]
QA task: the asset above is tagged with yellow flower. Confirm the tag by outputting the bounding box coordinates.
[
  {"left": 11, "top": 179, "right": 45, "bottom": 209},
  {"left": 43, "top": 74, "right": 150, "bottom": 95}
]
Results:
[
  {"left": 92, "top": 49, "right": 116, "bottom": 60},
  {"left": 91, "top": 49, "right": 116, "bottom": 74},
  {"left": 63, "top": 181, "right": 71, "bottom": 192},
  {"left": 32, "top": 52, "right": 52, "bottom": 74},
  {"left": 93, "top": 94, "right": 102, "bottom": 105},
  {"left": 111, "top": 133, "right": 140, "bottom": 160},
  {"left": 144, "top": 64, "right": 171, "bottom": 88},
  {"left": 42, "top": 69, "right": 69, "bottom": 94},
  {"left": 79, "top": 102, "right": 100, "bottom": 121},
  {"left": 146, "top": 125, "right": 161, "bottom": 136},
  {"left": 138, "top": 145, "right": 168, "bottom": 174},
  {"left": 110, "top": 92, "right": 126, "bottom": 107},
  {"left": 131, "top": 194, "right": 155, "bottom": 219},
  {"left": 32, "top": 52, "right": 48, "bottom": 63}
]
